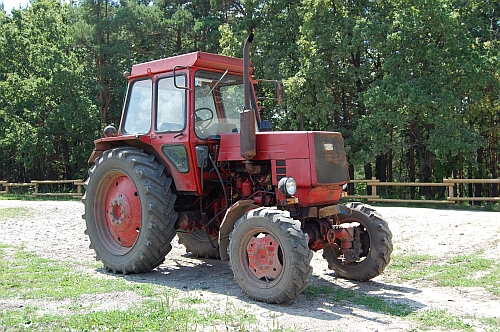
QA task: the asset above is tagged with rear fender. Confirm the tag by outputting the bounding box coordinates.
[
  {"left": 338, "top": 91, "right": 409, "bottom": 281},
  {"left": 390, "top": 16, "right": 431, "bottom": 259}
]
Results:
[
  {"left": 218, "top": 200, "right": 258, "bottom": 260},
  {"left": 88, "top": 135, "right": 153, "bottom": 164}
]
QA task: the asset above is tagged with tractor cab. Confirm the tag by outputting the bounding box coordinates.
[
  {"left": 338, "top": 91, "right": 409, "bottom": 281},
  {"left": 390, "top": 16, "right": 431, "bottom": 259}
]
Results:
[{"left": 119, "top": 56, "right": 261, "bottom": 139}]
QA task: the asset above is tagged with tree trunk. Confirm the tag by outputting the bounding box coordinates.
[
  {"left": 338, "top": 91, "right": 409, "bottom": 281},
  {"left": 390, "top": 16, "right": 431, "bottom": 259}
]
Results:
[
  {"left": 409, "top": 122, "right": 417, "bottom": 199},
  {"left": 474, "top": 148, "right": 484, "bottom": 205}
]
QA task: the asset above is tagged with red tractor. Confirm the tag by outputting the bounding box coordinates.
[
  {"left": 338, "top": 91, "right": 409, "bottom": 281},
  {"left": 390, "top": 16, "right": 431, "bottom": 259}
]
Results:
[{"left": 83, "top": 35, "right": 392, "bottom": 304}]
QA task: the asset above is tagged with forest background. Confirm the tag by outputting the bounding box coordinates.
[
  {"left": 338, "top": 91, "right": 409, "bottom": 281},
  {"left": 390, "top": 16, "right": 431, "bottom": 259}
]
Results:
[{"left": 0, "top": 0, "right": 498, "bottom": 199}]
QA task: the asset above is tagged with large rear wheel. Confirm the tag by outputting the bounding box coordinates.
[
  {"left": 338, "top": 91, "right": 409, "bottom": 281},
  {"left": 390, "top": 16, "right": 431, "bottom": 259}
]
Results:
[
  {"left": 82, "top": 147, "right": 177, "bottom": 274},
  {"left": 323, "top": 202, "right": 392, "bottom": 281},
  {"left": 228, "top": 207, "right": 313, "bottom": 304},
  {"left": 178, "top": 229, "right": 220, "bottom": 259}
]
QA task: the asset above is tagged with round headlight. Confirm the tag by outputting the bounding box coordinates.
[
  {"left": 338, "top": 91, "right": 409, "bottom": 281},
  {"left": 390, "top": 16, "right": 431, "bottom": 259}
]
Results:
[{"left": 278, "top": 177, "right": 297, "bottom": 197}]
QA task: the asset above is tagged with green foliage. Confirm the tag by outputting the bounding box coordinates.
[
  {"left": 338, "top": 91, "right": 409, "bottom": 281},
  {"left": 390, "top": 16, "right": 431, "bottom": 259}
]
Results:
[
  {"left": 0, "top": 0, "right": 498, "bottom": 188},
  {"left": 0, "top": 0, "right": 99, "bottom": 181}
]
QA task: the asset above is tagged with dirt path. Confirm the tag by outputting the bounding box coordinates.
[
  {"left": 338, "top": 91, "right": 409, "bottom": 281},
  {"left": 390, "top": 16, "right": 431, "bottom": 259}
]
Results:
[{"left": 0, "top": 200, "right": 499, "bottom": 331}]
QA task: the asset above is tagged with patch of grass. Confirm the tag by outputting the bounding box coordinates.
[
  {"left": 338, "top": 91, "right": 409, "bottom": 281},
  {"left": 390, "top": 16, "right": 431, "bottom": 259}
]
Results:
[
  {"left": 479, "top": 317, "right": 500, "bottom": 332},
  {"left": 303, "top": 285, "right": 414, "bottom": 317},
  {"left": 411, "top": 309, "right": 473, "bottom": 331},
  {"left": 0, "top": 245, "right": 258, "bottom": 331},
  {"left": 0, "top": 194, "right": 80, "bottom": 201},
  {"left": 0, "top": 245, "right": 155, "bottom": 300},
  {"left": 179, "top": 295, "right": 206, "bottom": 305},
  {"left": 432, "top": 255, "right": 500, "bottom": 295},
  {"left": 1, "top": 297, "right": 257, "bottom": 331},
  {"left": 0, "top": 207, "right": 34, "bottom": 220},
  {"left": 388, "top": 253, "right": 500, "bottom": 296},
  {"left": 0, "top": 305, "right": 39, "bottom": 328}
]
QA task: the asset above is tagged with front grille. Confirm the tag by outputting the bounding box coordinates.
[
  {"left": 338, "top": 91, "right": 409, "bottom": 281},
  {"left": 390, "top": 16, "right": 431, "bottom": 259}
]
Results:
[{"left": 313, "top": 133, "right": 349, "bottom": 184}]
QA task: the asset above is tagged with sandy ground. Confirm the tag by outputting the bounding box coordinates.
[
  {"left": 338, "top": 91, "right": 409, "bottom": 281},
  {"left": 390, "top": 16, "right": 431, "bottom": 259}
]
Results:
[{"left": 0, "top": 200, "right": 499, "bottom": 331}]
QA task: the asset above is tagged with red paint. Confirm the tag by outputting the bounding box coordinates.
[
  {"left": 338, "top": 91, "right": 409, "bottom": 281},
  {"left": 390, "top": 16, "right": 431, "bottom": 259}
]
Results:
[
  {"left": 246, "top": 234, "right": 282, "bottom": 279},
  {"left": 103, "top": 175, "right": 141, "bottom": 248}
]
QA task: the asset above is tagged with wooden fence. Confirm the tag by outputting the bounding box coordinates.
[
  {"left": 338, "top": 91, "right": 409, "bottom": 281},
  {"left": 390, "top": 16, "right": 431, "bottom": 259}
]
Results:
[
  {"left": 0, "top": 180, "right": 84, "bottom": 197},
  {"left": 349, "top": 178, "right": 500, "bottom": 204},
  {"left": 1, "top": 178, "right": 499, "bottom": 204}
]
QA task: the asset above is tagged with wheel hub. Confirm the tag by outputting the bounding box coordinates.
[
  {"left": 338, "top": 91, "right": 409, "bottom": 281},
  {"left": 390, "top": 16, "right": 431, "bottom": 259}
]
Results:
[
  {"left": 108, "top": 195, "right": 129, "bottom": 225},
  {"left": 246, "top": 234, "right": 282, "bottom": 279},
  {"left": 102, "top": 175, "right": 141, "bottom": 248}
]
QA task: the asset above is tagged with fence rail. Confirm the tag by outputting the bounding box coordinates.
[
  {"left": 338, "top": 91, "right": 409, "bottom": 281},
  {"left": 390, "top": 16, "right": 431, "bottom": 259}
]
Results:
[
  {"left": 1, "top": 178, "right": 499, "bottom": 204},
  {"left": 349, "top": 178, "right": 500, "bottom": 204},
  {"left": 0, "top": 180, "right": 84, "bottom": 197}
]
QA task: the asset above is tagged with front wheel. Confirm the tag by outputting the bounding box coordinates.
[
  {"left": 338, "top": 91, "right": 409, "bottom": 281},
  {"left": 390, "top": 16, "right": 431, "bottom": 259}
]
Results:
[
  {"left": 323, "top": 202, "right": 392, "bottom": 281},
  {"left": 82, "top": 147, "right": 177, "bottom": 274},
  {"left": 228, "top": 207, "right": 313, "bottom": 304}
]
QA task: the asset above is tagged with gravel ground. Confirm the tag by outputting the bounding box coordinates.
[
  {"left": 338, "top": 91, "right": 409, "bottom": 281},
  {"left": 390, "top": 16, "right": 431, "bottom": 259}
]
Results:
[{"left": 0, "top": 200, "right": 499, "bottom": 331}]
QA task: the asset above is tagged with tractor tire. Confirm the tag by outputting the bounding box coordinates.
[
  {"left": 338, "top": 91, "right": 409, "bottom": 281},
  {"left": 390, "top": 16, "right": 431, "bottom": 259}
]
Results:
[
  {"left": 323, "top": 202, "right": 392, "bottom": 281},
  {"left": 82, "top": 147, "right": 177, "bottom": 274},
  {"left": 228, "top": 207, "right": 313, "bottom": 304},
  {"left": 178, "top": 229, "right": 220, "bottom": 259}
]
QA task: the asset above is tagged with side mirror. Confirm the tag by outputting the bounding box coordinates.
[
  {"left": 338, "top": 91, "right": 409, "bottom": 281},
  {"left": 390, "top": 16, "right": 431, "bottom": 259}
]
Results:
[
  {"left": 257, "top": 79, "right": 284, "bottom": 105},
  {"left": 173, "top": 66, "right": 192, "bottom": 91}
]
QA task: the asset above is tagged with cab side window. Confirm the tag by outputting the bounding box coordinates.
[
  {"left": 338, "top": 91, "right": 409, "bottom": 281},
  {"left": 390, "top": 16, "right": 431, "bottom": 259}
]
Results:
[
  {"left": 156, "top": 75, "right": 186, "bottom": 132},
  {"left": 122, "top": 79, "right": 152, "bottom": 134}
]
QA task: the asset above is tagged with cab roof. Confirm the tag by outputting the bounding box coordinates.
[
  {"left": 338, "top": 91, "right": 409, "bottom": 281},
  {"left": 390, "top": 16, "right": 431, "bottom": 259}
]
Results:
[{"left": 129, "top": 52, "right": 251, "bottom": 78}]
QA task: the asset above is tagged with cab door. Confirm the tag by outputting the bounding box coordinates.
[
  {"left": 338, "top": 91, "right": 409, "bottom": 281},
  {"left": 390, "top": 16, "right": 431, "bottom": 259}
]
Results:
[{"left": 150, "top": 73, "right": 200, "bottom": 193}]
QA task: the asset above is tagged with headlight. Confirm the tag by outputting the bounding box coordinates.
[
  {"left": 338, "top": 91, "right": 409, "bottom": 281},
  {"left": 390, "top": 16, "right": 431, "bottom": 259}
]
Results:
[{"left": 278, "top": 177, "right": 297, "bottom": 197}]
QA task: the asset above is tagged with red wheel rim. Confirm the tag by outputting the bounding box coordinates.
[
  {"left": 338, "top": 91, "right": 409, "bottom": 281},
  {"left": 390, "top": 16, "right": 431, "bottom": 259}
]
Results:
[
  {"left": 240, "top": 229, "right": 285, "bottom": 287},
  {"left": 95, "top": 171, "right": 141, "bottom": 255}
]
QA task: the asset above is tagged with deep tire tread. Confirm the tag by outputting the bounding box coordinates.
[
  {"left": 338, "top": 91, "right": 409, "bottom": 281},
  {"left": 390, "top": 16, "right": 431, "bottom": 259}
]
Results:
[
  {"left": 228, "top": 207, "right": 313, "bottom": 304},
  {"left": 323, "top": 202, "right": 392, "bottom": 281},
  {"left": 82, "top": 147, "right": 177, "bottom": 274}
]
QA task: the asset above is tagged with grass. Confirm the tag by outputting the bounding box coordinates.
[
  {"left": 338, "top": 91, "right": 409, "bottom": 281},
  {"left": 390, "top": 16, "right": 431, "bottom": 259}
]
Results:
[
  {"left": 1, "top": 297, "right": 256, "bottom": 331},
  {"left": 0, "top": 244, "right": 259, "bottom": 331},
  {"left": 479, "top": 317, "right": 500, "bottom": 332},
  {"left": 387, "top": 253, "right": 500, "bottom": 296},
  {"left": 303, "top": 251, "right": 499, "bottom": 332},
  {"left": 0, "top": 207, "right": 34, "bottom": 220},
  {"left": 411, "top": 309, "right": 473, "bottom": 331},
  {"left": 0, "top": 194, "right": 80, "bottom": 201},
  {"left": 303, "top": 285, "right": 414, "bottom": 317},
  {"left": 0, "top": 245, "right": 158, "bottom": 300}
]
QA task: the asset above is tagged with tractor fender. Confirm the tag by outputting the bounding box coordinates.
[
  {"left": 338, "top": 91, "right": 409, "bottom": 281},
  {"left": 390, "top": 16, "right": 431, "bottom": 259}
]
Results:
[{"left": 218, "top": 200, "right": 258, "bottom": 260}]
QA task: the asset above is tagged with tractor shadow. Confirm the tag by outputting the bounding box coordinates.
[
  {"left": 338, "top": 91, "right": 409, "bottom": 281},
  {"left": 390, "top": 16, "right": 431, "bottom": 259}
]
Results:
[{"left": 96, "top": 250, "right": 425, "bottom": 324}]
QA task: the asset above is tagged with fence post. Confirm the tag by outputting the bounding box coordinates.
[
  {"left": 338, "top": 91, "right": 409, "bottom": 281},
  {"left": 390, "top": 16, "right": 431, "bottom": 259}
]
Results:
[
  {"left": 32, "top": 181, "right": 39, "bottom": 195},
  {"left": 371, "top": 177, "right": 377, "bottom": 198},
  {"left": 446, "top": 177, "right": 455, "bottom": 204}
]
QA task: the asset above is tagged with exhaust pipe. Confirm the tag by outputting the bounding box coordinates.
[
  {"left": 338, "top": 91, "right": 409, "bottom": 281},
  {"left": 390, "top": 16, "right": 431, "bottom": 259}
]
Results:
[{"left": 240, "top": 33, "right": 257, "bottom": 163}]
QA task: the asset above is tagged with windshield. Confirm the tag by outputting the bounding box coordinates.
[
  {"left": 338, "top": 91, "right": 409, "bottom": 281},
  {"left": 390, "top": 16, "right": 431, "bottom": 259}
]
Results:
[
  {"left": 122, "top": 79, "right": 152, "bottom": 135},
  {"left": 194, "top": 71, "right": 245, "bottom": 139}
]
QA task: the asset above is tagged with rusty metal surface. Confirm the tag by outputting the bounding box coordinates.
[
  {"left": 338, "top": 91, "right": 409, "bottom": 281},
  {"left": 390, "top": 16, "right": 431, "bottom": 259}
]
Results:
[{"left": 246, "top": 233, "right": 282, "bottom": 279}]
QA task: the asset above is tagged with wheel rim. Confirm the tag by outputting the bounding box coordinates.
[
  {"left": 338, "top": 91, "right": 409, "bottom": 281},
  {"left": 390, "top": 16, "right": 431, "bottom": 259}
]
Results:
[
  {"left": 240, "top": 228, "right": 284, "bottom": 287},
  {"left": 335, "top": 215, "right": 370, "bottom": 265},
  {"left": 95, "top": 171, "right": 141, "bottom": 255}
]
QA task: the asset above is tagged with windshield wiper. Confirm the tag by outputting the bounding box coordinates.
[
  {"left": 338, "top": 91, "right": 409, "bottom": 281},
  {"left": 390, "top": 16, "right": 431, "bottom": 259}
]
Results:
[{"left": 210, "top": 69, "right": 229, "bottom": 94}]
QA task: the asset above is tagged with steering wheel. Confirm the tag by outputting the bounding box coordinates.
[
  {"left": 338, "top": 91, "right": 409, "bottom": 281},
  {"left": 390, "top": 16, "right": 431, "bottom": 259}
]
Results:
[{"left": 194, "top": 107, "right": 214, "bottom": 131}]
